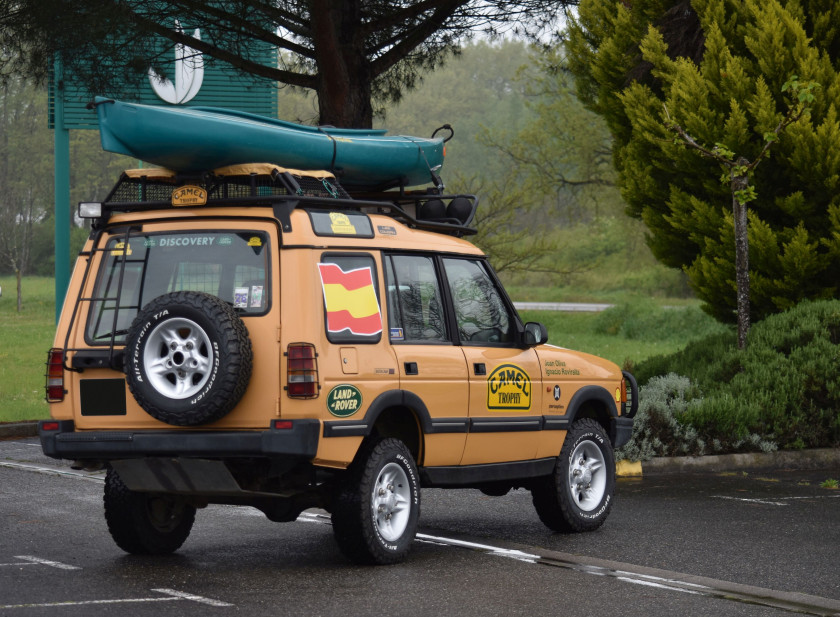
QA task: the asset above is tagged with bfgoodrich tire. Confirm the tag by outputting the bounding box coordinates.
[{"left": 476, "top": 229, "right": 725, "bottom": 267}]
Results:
[
  {"left": 331, "top": 438, "right": 421, "bottom": 565},
  {"left": 531, "top": 418, "right": 615, "bottom": 533},
  {"left": 104, "top": 467, "right": 195, "bottom": 555},
  {"left": 124, "top": 291, "right": 252, "bottom": 426}
]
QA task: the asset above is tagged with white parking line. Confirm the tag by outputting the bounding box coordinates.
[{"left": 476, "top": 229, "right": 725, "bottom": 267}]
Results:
[
  {"left": 153, "top": 589, "right": 234, "bottom": 607},
  {"left": 14, "top": 555, "right": 80, "bottom": 570},
  {"left": 0, "top": 461, "right": 104, "bottom": 483},
  {"left": 713, "top": 494, "right": 840, "bottom": 506},
  {"left": 0, "top": 588, "right": 233, "bottom": 610}
]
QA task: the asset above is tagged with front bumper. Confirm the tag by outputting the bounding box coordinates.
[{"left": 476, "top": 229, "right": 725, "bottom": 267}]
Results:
[{"left": 39, "top": 419, "right": 320, "bottom": 461}]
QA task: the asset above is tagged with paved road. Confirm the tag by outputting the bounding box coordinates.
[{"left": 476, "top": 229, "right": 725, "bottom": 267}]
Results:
[
  {"left": 2, "top": 437, "right": 839, "bottom": 616},
  {"left": 513, "top": 301, "right": 614, "bottom": 312}
]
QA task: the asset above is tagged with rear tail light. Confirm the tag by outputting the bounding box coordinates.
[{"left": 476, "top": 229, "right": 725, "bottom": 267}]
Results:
[
  {"left": 285, "top": 343, "right": 319, "bottom": 399},
  {"left": 45, "top": 349, "right": 65, "bottom": 402}
]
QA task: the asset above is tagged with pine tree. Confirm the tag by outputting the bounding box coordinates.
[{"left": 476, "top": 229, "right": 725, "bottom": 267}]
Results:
[{"left": 566, "top": 0, "right": 840, "bottom": 324}]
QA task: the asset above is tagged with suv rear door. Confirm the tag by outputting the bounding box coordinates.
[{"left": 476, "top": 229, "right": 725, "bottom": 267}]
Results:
[
  {"left": 383, "top": 253, "right": 469, "bottom": 466},
  {"left": 71, "top": 221, "right": 279, "bottom": 429}
]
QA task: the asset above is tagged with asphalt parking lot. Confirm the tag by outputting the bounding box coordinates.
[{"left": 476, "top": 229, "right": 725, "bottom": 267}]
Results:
[{"left": 2, "top": 436, "right": 839, "bottom": 616}]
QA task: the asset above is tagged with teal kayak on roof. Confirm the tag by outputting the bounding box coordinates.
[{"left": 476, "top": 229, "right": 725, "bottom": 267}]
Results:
[{"left": 93, "top": 97, "right": 445, "bottom": 188}]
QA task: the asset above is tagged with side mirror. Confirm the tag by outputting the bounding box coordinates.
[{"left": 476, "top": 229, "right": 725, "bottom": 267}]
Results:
[{"left": 523, "top": 322, "right": 548, "bottom": 346}]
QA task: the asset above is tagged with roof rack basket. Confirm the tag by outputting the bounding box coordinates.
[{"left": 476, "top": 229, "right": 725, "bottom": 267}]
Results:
[{"left": 88, "top": 164, "right": 478, "bottom": 237}]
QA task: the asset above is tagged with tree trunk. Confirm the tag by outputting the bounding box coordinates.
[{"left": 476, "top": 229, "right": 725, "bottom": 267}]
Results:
[
  {"left": 732, "top": 158, "right": 750, "bottom": 349},
  {"left": 15, "top": 267, "right": 22, "bottom": 313},
  {"left": 310, "top": 0, "right": 373, "bottom": 128}
]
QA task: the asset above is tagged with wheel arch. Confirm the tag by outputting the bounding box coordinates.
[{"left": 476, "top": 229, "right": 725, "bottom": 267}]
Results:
[
  {"left": 565, "top": 385, "right": 621, "bottom": 446},
  {"left": 344, "top": 389, "right": 430, "bottom": 463}
]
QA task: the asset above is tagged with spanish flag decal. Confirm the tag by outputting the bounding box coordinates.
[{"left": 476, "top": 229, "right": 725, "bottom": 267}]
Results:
[{"left": 317, "top": 263, "right": 383, "bottom": 336}]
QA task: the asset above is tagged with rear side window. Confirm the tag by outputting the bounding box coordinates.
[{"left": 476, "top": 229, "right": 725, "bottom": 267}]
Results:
[
  {"left": 86, "top": 231, "right": 270, "bottom": 344},
  {"left": 317, "top": 253, "right": 382, "bottom": 344}
]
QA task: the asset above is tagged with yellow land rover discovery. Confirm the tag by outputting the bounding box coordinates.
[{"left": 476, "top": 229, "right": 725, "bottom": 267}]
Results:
[{"left": 40, "top": 164, "right": 638, "bottom": 564}]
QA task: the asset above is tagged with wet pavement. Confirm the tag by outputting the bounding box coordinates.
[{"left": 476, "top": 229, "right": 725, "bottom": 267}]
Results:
[{"left": 2, "top": 436, "right": 839, "bottom": 616}]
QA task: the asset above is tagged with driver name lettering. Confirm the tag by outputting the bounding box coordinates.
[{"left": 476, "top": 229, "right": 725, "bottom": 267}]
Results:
[{"left": 545, "top": 360, "right": 580, "bottom": 376}]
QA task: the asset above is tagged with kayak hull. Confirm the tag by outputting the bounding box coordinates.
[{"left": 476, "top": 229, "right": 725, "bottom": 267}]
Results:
[{"left": 95, "top": 98, "right": 444, "bottom": 188}]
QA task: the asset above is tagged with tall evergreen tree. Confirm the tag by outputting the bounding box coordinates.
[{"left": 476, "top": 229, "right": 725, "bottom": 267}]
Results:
[{"left": 566, "top": 0, "right": 840, "bottom": 324}]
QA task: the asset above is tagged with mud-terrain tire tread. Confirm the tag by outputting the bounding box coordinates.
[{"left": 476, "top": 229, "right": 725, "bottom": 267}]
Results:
[
  {"left": 124, "top": 291, "right": 252, "bottom": 426},
  {"left": 103, "top": 467, "right": 196, "bottom": 554},
  {"left": 331, "top": 437, "right": 420, "bottom": 565},
  {"left": 531, "top": 418, "right": 615, "bottom": 533}
]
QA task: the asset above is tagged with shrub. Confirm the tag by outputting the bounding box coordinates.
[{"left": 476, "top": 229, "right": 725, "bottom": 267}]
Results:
[
  {"left": 632, "top": 300, "right": 840, "bottom": 453},
  {"left": 617, "top": 374, "right": 778, "bottom": 462},
  {"left": 616, "top": 374, "right": 705, "bottom": 461}
]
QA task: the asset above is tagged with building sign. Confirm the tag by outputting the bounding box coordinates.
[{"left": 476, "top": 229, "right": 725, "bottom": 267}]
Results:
[
  {"left": 148, "top": 21, "right": 204, "bottom": 104},
  {"left": 50, "top": 17, "right": 277, "bottom": 129}
]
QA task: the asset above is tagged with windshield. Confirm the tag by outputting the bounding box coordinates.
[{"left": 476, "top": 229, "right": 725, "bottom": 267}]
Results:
[{"left": 86, "top": 230, "right": 269, "bottom": 344}]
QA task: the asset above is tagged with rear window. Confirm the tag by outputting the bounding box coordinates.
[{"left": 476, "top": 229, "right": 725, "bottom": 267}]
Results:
[{"left": 86, "top": 230, "right": 270, "bottom": 344}]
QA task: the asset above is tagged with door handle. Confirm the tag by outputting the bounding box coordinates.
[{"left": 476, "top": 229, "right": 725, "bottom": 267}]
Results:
[{"left": 404, "top": 362, "right": 418, "bottom": 375}]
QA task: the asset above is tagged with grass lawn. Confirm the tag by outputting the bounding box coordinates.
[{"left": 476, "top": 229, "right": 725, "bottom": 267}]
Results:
[
  {"left": 0, "top": 276, "right": 54, "bottom": 422},
  {"left": 522, "top": 310, "right": 685, "bottom": 369}
]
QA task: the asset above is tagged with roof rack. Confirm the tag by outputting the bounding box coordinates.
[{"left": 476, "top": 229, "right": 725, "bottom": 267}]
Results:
[{"left": 84, "top": 163, "right": 477, "bottom": 237}]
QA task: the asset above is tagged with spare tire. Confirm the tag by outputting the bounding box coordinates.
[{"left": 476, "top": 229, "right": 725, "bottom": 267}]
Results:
[{"left": 124, "top": 291, "right": 253, "bottom": 426}]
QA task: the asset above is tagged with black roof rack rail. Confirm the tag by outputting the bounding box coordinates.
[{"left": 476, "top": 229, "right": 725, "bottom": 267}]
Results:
[{"left": 86, "top": 165, "right": 478, "bottom": 237}]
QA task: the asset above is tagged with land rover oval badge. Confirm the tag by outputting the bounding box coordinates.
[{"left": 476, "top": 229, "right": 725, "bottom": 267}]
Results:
[{"left": 327, "top": 384, "right": 363, "bottom": 417}]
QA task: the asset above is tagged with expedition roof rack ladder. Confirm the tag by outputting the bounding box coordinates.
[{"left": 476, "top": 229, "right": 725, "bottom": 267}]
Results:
[{"left": 60, "top": 226, "right": 146, "bottom": 373}]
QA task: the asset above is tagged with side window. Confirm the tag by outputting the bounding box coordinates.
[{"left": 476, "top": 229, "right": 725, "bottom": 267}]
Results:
[
  {"left": 443, "top": 258, "right": 515, "bottom": 344},
  {"left": 385, "top": 255, "right": 448, "bottom": 343},
  {"left": 317, "top": 254, "right": 382, "bottom": 344}
]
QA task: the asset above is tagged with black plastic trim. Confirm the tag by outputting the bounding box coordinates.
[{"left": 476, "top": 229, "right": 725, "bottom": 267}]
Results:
[
  {"left": 622, "top": 370, "right": 639, "bottom": 419},
  {"left": 542, "top": 417, "right": 571, "bottom": 431},
  {"left": 612, "top": 417, "right": 634, "bottom": 449},
  {"left": 420, "top": 457, "right": 556, "bottom": 487},
  {"left": 38, "top": 419, "right": 320, "bottom": 460},
  {"left": 71, "top": 349, "right": 126, "bottom": 370},
  {"left": 469, "top": 417, "right": 542, "bottom": 433}
]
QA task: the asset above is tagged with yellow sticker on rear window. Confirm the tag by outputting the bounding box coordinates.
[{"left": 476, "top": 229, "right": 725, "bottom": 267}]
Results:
[
  {"left": 110, "top": 241, "right": 132, "bottom": 256},
  {"left": 329, "top": 212, "right": 357, "bottom": 235}
]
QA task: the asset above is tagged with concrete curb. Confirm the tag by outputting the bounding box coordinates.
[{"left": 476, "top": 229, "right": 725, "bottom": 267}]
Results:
[
  {"left": 632, "top": 447, "right": 840, "bottom": 476},
  {"left": 0, "top": 421, "right": 39, "bottom": 439}
]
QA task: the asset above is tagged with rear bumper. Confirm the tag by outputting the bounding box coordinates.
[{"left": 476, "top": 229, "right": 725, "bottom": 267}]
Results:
[{"left": 38, "top": 419, "right": 320, "bottom": 461}]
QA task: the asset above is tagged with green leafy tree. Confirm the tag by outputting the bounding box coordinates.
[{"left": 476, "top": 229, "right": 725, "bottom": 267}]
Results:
[
  {"left": 566, "top": 0, "right": 840, "bottom": 324},
  {"left": 0, "top": 77, "right": 51, "bottom": 310},
  {"left": 478, "top": 45, "right": 617, "bottom": 227}
]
